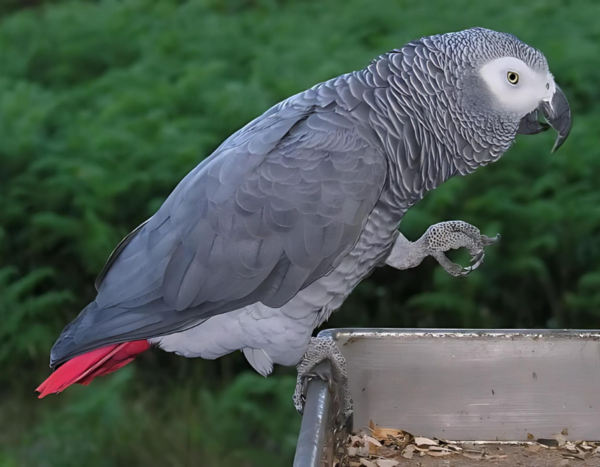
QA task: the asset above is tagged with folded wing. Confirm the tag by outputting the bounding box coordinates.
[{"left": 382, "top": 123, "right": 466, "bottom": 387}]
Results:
[{"left": 50, "top": 98, "right": 386, "bottom": 367}]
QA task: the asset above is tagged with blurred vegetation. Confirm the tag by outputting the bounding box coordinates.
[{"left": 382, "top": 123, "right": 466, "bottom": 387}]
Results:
[{"left": 0, "top": 0, "right": 599, "bottom": 465}]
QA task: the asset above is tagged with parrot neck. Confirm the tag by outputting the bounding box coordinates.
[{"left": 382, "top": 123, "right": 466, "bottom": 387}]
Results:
[
  {"left": 350, "top": 44, "right": 515, "bottom": 212},
  {"left": 346, "top": 66, "right": 459, "bottom": 213}
]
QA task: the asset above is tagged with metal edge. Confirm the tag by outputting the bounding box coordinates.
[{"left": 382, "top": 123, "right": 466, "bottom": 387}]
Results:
[
  {"left": 293, "top": 360, "right": 332, "bottom": 467},
  {"left": 318, "top": 328, "right": 600, "bottom": 341}
]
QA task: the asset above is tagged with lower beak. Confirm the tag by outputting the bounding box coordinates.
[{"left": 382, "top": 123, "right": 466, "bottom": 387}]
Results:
[{"left": 517, "top": 85, "right": 572, "bottom": 153}]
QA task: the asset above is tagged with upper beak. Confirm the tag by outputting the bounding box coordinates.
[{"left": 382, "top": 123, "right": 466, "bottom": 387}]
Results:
[{"left": 517, "top": 85, "right": 572, "bottom": 153}]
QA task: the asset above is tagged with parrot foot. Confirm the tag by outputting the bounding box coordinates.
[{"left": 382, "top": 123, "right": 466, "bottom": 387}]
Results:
[
  {"left": 294, "top": 336, "right": 353, "bottom": 425},
  {"left": 386, "top": 220, "right": 499, "bottom": 276}
]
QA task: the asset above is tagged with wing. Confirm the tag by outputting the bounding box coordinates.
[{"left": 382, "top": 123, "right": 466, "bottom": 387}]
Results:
[{"left": 51, "top": 97, "right": 387, "bottom": 366}]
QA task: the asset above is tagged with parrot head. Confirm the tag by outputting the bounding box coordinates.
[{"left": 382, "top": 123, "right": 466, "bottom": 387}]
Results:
[
  {"left": 472, "top": 32, "right": 571, "bottom": 153},
  {"left": 417, "top": 28, "right": 571, "bottom": 169}
]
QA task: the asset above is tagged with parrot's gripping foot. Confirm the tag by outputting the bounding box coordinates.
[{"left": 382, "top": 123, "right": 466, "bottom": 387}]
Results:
[
  {"left": 294, "top": 336, "right": 353, "bottom": 426},
  {"left": 386, "top": 220, "right": 500, "bottom": 277}
]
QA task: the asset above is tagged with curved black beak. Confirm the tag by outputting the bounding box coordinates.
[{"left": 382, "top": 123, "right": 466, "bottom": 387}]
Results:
[{"left": 517, "top": 85, "right": 572, "bottom": 153}]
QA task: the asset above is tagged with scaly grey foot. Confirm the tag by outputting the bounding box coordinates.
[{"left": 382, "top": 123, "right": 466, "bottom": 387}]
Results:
[
  {"left": 294, "top": 336, "right": 353, "bottom": 423},
  {"left": 386, "top": 220, "right": 500, "bottom": 276}
]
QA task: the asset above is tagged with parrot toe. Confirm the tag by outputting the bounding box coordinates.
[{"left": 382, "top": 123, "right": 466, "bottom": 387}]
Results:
[{"left": 294, "top": 336, "right": 353, "bottom": 425}]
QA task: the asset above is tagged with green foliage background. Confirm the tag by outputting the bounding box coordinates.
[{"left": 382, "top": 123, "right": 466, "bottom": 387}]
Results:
[{"left": 0, "top": 0, "right": 599, "bottom": 465}]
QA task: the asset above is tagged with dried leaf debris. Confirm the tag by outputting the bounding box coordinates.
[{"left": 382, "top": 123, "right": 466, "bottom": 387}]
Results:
[{"left": 346, "top": 421, "right": 600, "bottom": 465}]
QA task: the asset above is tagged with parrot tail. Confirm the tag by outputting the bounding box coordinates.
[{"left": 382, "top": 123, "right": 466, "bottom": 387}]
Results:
[{"left": 36, "top": 340, "right": 150, "bottom": 398}]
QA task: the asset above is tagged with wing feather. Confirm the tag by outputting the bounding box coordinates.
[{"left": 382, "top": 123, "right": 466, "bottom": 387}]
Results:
[{"left": 51, "top": 99, "right": 386, "bottom": 366}]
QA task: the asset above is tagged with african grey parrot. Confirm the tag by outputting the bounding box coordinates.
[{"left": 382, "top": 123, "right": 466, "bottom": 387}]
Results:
[{"left": 38, "top": 27, "right": 571, "bottom": 419}]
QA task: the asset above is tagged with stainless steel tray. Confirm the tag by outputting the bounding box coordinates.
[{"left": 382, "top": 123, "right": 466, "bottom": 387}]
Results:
[{"left": 293, "top": 328, "right": 600, "bottom": 466}]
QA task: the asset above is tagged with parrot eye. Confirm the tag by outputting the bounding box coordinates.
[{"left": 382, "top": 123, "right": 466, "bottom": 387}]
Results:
[{"left": 507, "top": 71, "right": 519, "bottom": 85}]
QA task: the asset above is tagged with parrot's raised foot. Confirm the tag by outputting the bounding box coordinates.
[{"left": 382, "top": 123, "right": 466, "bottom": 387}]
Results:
[
  {"left": 386, "top": 220, "right": 499, "bottom": 276},
  {"left": 425, "top": 220, "right": 500, "bottom": 276},
  {"left": 294, "top": 336, "right": 353, "bottom": 425}
]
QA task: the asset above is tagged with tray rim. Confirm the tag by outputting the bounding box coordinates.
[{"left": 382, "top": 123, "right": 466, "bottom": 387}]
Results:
[
  {"left": 293, "top": 327, "right": 600, "bottom": 466},
  {"left": 319, "top": 327, "right": 600, "bottom": 340}
]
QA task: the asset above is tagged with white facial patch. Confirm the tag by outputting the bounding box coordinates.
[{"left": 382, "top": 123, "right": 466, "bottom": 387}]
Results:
[{"left": 479, "top": 57, "right": 555, "bottom": 116}]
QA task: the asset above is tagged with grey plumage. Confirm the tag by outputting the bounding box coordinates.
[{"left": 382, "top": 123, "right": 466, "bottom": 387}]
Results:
[
  {"left": 49, "top": 27, "right": 570, "bottom": 369},
  {"left": 52, "top": 85, "right": 387, "bottom": 365}
]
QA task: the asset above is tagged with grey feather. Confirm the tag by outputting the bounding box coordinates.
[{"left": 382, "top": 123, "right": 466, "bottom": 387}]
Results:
[
  {"left": 50, "top": 27, "right": 554, "bottom": 368},
  {"left": 51, "top": 95, "right": 386, "bottom": 365},
  {"left": 243, "top": 348, "right": 273, "bottom": 377}
]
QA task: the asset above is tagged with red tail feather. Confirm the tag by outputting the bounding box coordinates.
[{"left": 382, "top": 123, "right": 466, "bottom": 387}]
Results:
[{"left": 36, "top": 340, "right": 150, "bottom": 398}]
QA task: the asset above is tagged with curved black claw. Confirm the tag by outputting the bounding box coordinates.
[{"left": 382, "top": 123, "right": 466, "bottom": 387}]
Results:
[
  {"left": 470, "top": 250, "right": 485, "bottom": 266},
  {"left": 482, "top": 233, "right": 501, "bottom": 246},
  {"left": 297, "top": 362, "right": 333, "bottom": 415}
]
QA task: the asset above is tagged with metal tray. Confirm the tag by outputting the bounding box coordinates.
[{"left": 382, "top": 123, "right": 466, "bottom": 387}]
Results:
[{"left": 293, "top": 328, "right": 600, "bottom": 466}]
